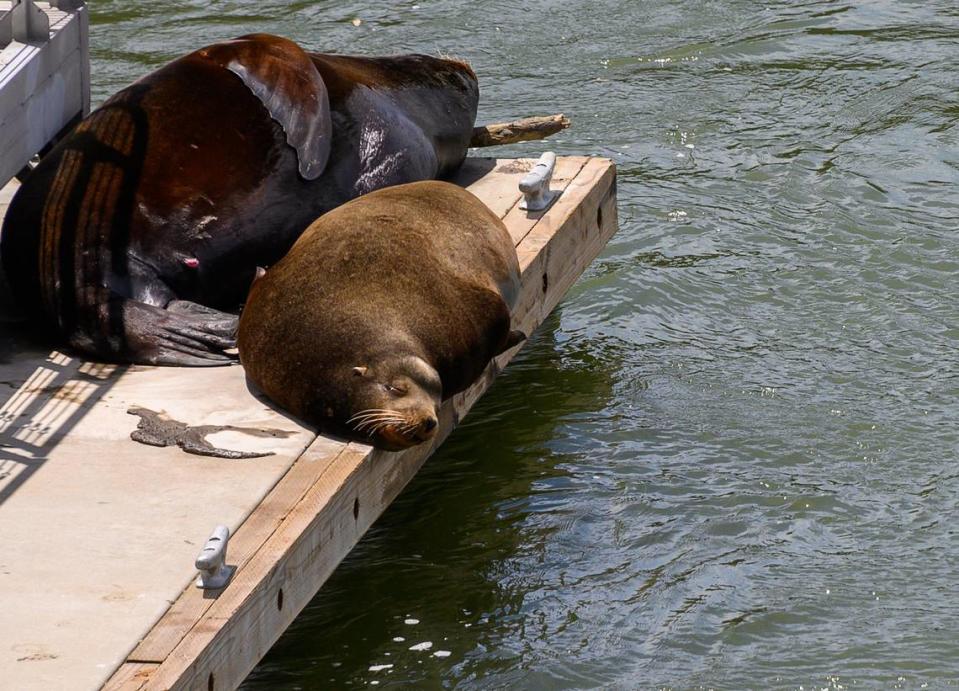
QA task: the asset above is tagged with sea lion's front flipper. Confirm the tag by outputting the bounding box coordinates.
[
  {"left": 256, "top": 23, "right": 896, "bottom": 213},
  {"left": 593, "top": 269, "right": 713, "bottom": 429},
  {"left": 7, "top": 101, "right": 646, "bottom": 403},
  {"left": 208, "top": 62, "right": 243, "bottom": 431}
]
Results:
[
  {"left": 498, "top": 330, "right": 527, "bottom": 355},
  {"left": 202, "top": 34, "right": 332, "bottom": 180},
  {"left": 80, "top": 297, "right": 239, "bottom": 367},
  {"left": 473, "top": 286, "right": 528, "bottom": 358}
]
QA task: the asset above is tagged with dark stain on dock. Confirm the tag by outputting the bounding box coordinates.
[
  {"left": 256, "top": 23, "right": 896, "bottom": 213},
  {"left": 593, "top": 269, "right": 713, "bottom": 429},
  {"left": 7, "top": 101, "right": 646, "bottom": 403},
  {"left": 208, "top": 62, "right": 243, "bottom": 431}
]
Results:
[{"left": 127, "top": 406, "right": 294, "bottom": 459}]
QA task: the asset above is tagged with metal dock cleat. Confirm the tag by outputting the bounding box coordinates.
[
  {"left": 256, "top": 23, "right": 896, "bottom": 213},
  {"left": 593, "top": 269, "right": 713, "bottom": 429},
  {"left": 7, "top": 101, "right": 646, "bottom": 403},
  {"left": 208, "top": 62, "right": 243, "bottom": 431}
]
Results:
[
  {"left": 195, "top": 525, "right": 236, "bottom": 589},
  {"left": 519, "top": 151, "right": 560, "bottom": 212}
]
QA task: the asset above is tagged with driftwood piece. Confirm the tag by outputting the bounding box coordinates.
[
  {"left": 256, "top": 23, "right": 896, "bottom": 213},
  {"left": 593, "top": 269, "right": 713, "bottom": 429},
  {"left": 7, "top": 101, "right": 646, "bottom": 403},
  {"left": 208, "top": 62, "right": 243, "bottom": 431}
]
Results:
[{"left": 470, "top": 114, "right": 571, "bottom": 147}]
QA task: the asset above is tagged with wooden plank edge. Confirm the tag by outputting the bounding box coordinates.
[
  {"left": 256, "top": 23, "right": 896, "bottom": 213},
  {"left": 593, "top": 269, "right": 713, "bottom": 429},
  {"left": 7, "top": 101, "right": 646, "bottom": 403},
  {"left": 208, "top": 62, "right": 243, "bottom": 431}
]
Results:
[
  {"left": 103, "top": 663, "right": 158, "bottom": 691},
  {"left": 107, "top": 158, "right": 619, "bottom": 691}
]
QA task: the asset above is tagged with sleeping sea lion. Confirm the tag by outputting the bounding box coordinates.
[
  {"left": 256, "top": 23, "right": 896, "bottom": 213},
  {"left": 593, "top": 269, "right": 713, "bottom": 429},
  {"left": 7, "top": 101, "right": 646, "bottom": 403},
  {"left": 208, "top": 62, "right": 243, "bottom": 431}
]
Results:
[
  {"left": 0, "top": 33, "right": 477, "bottom": 365},
  {"left": 237, "top": 180, "right": 526, "bottom": 451}
]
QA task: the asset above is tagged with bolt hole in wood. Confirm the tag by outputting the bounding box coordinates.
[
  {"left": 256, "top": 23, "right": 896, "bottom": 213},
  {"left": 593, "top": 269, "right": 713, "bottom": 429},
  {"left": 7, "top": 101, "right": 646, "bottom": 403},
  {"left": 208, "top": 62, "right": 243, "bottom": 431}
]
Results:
[
  {"left": 277, "top": 588, "right": 284, "bottom": 611},
  {"left": 542, "top": 272, "right": 549, "bottom": 294},
  {"left": 597, "top": 205, "right": 604, "bottom": 229},
  {"left": 353, "top": 497, "right": 360, "bottom": 520},
  {"left": 207, "top": 672, "right": 214, "bottom": 691}
]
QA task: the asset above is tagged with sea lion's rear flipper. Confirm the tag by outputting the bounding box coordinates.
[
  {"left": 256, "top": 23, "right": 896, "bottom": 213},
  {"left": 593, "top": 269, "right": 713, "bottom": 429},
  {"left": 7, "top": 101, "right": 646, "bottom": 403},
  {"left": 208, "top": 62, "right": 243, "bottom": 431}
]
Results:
[
  {"left": 202, "top": 34, "right": 332, "bottom": 180},
  {"left": 80, "top": 297, "right": 239, "bottom": 367}
]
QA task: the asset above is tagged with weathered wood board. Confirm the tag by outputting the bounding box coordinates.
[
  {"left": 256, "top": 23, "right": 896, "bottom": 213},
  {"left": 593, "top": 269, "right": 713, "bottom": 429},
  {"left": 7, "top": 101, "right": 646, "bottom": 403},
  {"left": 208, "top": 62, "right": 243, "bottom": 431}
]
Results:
[{"left": 0, "top": 156, "right": 618, "bottom": 690}]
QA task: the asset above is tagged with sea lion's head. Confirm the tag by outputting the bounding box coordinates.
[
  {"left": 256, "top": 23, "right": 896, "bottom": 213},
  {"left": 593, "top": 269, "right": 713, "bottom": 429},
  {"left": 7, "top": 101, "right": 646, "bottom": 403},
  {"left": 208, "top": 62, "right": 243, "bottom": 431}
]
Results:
[{"left": 345, "top": 355, "right": 442, "bottom": 451}]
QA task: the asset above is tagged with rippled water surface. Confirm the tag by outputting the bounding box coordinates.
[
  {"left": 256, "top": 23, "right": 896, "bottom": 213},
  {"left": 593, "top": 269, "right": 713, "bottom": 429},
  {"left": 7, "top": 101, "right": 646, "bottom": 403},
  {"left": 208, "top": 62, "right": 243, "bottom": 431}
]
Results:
[{"left": 87, "top": 1, "right": 959, "bottom": 687}]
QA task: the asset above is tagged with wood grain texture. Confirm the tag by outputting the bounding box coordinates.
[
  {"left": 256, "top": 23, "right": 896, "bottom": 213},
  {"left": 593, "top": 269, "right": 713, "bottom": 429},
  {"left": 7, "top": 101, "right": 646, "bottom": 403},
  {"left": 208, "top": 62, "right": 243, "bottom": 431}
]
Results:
[
  {"left": 101, "top": 663, "right": 156, "bottom": 691},
  {"left": 99, "top": 156, "right": 617, "bottom": 691}
]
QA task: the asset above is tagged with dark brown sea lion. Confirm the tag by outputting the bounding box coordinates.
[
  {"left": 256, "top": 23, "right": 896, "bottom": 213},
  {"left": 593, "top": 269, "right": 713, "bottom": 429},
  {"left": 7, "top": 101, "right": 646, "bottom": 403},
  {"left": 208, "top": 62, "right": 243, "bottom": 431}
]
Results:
[
  {"left": 0, "top": 33, "right": 477, "bottom": 366},
  {"left": 237, "top": 181, "right": 526, "bottom": 451}
]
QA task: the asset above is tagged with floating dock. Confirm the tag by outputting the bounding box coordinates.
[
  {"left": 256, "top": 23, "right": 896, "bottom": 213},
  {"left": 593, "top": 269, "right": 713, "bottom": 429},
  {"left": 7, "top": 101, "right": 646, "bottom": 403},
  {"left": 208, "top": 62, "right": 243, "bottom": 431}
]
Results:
[{"left": 0, "top": 155, "right": 618, "bottom": 690}]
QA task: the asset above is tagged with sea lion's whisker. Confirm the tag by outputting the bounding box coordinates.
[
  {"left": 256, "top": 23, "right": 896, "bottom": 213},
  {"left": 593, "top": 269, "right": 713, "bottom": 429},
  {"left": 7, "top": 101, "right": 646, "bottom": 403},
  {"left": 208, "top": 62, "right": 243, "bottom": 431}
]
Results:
[
  {"left": 350, "top": 414, "right": 405, "bottom": 431},
  {"left": 351, "top": 408, "right": 398, "bottom": 417},
  {"left": 349, "top": 407, "right": 397, "bottom": 417},
  {"left": 355, "top": 417, "right": 402, "bottom": 434},
  {"left": 347, "top": 408, "right": 399, "bottom": 424},
  {"left": 369, "top": 421, "right": 395, "bottom": 436},
  {"left": 375, "top": 416, "right": 410, "bottom": 431},
  {"left": 353, "top": 413, "right": 405, "bottom": 426},
  {"left": 354, "top": 413, "right": 407, "bottom": 435},
  {"left": 352, "top": 415, "right": 397, "bottom": 427},
  {"left": 353, "top": 417, "right": 397, "bottom": 427}
]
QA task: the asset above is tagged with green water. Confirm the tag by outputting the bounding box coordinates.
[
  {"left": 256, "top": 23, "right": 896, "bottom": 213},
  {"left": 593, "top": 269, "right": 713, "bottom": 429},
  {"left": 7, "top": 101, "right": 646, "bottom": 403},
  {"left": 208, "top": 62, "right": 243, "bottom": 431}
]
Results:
[{"left": 88, "top": 1, "right": 959, "bottom": 688}]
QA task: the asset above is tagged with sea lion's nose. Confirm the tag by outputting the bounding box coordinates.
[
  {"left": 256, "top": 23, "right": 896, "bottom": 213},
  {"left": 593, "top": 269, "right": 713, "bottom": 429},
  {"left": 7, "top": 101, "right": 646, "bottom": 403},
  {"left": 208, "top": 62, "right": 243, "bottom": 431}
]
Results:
[{"left": 422, "top": 417, "right": 437, "bottom": 432}]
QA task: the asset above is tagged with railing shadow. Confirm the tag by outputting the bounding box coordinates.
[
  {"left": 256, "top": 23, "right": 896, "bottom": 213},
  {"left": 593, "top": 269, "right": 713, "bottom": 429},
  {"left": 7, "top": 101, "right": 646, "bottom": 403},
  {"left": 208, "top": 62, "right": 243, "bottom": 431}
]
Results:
[
  {"left": 0, "top": 74, "right": 148, "bottom": 507},
  {"left": 0, "top": 325, "right": 124, "bottom": 507}
]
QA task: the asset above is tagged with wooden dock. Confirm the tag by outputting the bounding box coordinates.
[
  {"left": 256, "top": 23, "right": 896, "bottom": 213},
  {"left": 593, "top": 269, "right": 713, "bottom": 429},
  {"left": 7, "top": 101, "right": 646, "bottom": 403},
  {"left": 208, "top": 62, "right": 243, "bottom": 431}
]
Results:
[{"left": 0, "top": 155, "right": 618, "bottom": 690}]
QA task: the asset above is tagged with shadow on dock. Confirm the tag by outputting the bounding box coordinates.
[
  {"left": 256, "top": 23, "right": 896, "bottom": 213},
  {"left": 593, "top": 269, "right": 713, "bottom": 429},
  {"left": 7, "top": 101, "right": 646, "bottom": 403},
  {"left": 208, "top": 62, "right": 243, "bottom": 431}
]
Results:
[
  {"left": 451, "top": 157, "right": 496, "bottom": 186},
  {"left": 0, "top": 327, "right": 124, "bottom": 506},
  {"left": 0, "top": 85, "right": 155, "bottom": 504}
]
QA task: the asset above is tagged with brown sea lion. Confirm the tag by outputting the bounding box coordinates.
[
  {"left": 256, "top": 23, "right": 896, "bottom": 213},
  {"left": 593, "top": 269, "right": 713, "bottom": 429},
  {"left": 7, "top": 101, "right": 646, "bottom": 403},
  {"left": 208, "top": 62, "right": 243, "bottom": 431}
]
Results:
[
  {"left": 0, "top": 33, "right": 477, "bottom": 366},
  {"left": 237, "top": 181, "right": 526, "bottom": 451}
]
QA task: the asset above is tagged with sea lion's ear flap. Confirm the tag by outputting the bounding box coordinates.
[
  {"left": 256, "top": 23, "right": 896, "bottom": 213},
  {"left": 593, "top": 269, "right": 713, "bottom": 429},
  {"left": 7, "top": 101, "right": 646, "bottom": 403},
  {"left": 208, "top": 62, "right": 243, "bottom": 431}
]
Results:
[
  {"left": 207, "top": 34, "right": 332, "bottom": 180},
  {"left": 352, "top": 366, "right": 369, "bottom": 378},
  {"left": 497, "top": 330, "right": 527, "bottom": 356}
]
